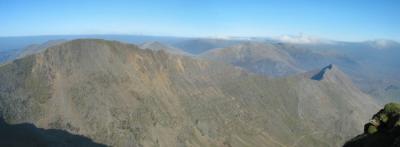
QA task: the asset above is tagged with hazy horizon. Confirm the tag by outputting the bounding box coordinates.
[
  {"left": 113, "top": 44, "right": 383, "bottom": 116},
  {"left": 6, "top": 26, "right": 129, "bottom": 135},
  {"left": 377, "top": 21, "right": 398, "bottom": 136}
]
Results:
[{"left": 1, "top": 0, "right": 399, "bottom": 42}]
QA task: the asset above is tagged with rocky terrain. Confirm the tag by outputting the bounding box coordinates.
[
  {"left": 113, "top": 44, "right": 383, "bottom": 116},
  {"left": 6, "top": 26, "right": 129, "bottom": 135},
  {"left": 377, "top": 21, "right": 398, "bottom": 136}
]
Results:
[
  {"left": 344, "top": 103, "right": 400, "bottom": 147},
  {"left": 0, "top": 39, "right": 379, "bottom": 146}
]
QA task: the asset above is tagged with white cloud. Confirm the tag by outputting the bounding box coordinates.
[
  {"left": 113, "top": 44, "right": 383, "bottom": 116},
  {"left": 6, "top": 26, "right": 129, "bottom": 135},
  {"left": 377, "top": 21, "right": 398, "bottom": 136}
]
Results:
[
  {"left": 276, "top": 34, "right": 332, "bottom": 44},
  {"left": 367, "top": 39, "right": 398, "bottom": 49}
]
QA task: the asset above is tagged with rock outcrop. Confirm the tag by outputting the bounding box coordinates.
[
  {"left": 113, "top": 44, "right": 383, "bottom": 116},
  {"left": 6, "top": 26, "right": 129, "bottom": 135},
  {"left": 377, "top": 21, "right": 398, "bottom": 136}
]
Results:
[{"left": 344, "top": 103, "right": 400, "bottom": 147}]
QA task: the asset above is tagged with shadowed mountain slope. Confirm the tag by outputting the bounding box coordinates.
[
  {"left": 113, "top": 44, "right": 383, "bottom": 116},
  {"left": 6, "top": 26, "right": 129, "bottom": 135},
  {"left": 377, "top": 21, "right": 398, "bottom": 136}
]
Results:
[
  {"left": 0, "top": 117, "right": 106, "bottom": 147},
  {"left": 0, "top": 39, "right": 378, "bottom": 146}
]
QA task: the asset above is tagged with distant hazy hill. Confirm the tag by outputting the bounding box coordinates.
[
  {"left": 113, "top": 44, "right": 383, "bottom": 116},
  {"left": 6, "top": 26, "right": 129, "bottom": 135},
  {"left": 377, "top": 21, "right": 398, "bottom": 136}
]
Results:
[
  {"left": 16, "top": 40, "right": 66, "bottom": 59},
  {"left": 0, "top": 39, "right": 378, "bottom": 146},
  {"left": 0, "top": 49, "right": 20, "bottom": 64},
  {"left": 0, "top": 40, "right": 66, "bottom": 64},
  {"left": 294, "top": 40, "right": 400, "bottom": 104},
  {"left": 140, "top": 41, "right": 190, "bottom": 55},
  {"left": 173, "top": 38, "right": 242, "bottom": 54},
  {"left": 0, "top": 35, "right": 185, "bottom": 52},
  {"left": 200, "top": 40, "right": 400, "bottom": 104},
  {"left": 201, "top": 42, "right": 303, "bottom": 76},
  {"left": 201, "top": 42, "right": 359, "bottom": 77}
]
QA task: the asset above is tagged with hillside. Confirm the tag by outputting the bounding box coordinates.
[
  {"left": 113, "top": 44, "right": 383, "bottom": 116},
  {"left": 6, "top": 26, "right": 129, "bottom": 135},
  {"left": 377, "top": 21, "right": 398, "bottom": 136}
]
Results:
[
  {"left": 199, "top": 41, "right": 400, "bottom": 104},
  {"left": 293, "top": 41, "right": 400, "bottom": 104},
  {"left": 201, "top": 42, "right": 303, "bottom": 76},
  {"left": 173, "top": 38, "right": 241, "bottom": 54},
  {"left": 200, "top": 42, "right": 360, "bottom": 78},
  {"left": 0, "top": 39, "right": 378, "bottom": 146}
]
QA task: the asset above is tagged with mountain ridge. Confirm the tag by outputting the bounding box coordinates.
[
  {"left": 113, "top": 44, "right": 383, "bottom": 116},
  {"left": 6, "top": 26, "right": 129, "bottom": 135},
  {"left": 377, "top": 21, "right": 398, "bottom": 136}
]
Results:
[
  {"left": 201, "top": 42, "right": 304, "bottom": 76},
  {"left": 0, "top": 39, "right": 379, "bottom": 147}
]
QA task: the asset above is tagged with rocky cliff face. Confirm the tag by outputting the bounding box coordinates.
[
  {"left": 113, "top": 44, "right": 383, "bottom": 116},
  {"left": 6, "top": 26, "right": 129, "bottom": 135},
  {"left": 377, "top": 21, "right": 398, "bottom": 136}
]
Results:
[{"left": 0, "top": 39, "right": 379, "bottom": 146}]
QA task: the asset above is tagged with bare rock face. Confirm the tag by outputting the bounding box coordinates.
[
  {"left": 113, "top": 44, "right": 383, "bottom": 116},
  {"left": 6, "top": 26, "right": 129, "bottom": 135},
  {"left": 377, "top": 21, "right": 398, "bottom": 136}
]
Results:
[{"left": 0, "top": 39, "right": 379, "bottom": 147}]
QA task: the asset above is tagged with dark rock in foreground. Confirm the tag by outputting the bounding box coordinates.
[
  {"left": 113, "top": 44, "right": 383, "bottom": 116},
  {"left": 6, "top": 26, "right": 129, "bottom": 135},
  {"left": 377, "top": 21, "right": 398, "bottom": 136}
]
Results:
[{"left": 344, "top": 103, "right": 400, "bottom": 147}]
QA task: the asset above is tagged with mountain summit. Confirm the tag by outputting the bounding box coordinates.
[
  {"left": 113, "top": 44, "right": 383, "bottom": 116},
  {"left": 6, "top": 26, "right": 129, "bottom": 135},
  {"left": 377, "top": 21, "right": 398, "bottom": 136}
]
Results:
[
  {"left": 309, "top": 64, "right": 364, "bottom": 95},
  {"left": 311, "top": 64, "right": 349, "bottom": 82},
  {"left": 312, "top": 64, "right": 335, "bottom": 80}
]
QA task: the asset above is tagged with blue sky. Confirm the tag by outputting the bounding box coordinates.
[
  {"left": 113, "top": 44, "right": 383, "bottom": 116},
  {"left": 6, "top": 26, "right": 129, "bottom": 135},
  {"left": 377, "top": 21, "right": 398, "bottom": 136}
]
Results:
[{"left": 0, "top": 0, "right": 399, "bottom": 41}]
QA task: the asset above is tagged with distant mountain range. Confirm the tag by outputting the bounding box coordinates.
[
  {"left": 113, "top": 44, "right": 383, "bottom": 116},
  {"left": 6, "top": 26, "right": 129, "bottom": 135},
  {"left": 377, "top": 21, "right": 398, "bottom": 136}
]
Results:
[
  {"left": 0, "top": 39, "right": 379, "bottom": 146},
  {"left": 1, "top": 35, "right": 398, "bottom": 104}
]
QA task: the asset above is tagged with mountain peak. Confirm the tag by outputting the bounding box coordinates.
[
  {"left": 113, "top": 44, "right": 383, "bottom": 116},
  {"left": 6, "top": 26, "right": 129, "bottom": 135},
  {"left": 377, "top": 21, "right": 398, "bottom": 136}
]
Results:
[
  {"left": 309, "top": 64, "right": 360, "bottom": 92},
  {"left": 311, "top": 64, "right": 338, "bottom": 80}
]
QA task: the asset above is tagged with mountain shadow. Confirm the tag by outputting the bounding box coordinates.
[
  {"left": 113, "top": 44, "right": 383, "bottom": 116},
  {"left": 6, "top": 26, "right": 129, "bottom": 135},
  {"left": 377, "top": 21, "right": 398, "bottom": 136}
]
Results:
[
  {"left": 0, "top": 117, "right": 107, "bottom": 147},
  {"left": 343, "top": 132, "right": 400, "bottom": 147}
]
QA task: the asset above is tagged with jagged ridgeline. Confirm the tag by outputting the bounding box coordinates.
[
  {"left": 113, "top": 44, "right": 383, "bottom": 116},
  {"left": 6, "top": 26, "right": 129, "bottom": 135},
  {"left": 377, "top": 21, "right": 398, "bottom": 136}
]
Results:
[
  {"left": 0, "top": 39, "right": 378, "bottom": 146},
  {"left": 344, "top": 102, "right": 400, "bottom": 147}
]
